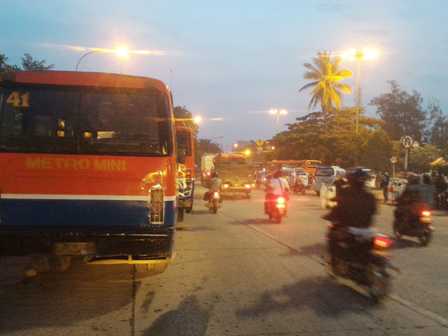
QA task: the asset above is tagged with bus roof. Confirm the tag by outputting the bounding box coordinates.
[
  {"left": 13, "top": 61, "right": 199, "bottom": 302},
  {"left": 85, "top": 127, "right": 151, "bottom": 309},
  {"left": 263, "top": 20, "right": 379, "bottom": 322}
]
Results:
[{"left": 0, "top": 71, "right": 169, "bottom": 93}]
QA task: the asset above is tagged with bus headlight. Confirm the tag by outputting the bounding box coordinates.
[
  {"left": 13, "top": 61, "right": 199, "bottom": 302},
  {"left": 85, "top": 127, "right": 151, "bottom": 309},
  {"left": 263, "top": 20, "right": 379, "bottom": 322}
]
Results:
[{"left": 149, "top": 186, "right": 165, "bottom": 224}]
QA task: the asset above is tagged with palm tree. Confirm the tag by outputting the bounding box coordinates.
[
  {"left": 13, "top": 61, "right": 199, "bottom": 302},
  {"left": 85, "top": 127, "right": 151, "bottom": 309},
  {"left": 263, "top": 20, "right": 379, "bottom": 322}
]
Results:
[{"left": 299, "top": 51, "right": 353, "bottom": 126}]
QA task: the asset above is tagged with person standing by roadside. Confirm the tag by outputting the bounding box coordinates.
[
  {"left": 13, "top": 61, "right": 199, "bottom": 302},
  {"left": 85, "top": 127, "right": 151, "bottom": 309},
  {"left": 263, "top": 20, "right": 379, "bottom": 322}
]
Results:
[
  {"left": 380, "top": 172, "right": 390, "bottom": 202},
  {"left": 333, "top": 173, "right": 345, "bottom": 195}
]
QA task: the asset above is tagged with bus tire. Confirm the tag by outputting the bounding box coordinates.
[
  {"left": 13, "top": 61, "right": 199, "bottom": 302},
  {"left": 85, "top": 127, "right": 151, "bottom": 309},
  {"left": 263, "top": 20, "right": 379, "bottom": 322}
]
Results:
[{"left": 178, "top": 208, "right": 184, "bottom": 222}]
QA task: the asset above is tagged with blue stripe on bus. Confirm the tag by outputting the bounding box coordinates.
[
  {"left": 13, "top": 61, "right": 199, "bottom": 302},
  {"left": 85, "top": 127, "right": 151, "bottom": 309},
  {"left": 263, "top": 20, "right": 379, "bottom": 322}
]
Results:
[{"left": 0, "top": 199, "right": 176, "bottom": 227}]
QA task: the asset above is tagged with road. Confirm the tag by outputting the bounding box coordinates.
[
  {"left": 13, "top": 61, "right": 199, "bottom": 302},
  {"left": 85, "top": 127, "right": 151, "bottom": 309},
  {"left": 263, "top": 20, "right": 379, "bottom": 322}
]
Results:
[{"left": 1, "top": 184, "right": 448, "bottom": 336}]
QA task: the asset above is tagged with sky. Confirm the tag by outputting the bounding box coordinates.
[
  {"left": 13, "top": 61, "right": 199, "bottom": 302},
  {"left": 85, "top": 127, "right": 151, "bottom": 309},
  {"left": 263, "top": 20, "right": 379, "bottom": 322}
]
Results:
[{"left": 2, "top": 0, "right": 448, "bottom": 152}]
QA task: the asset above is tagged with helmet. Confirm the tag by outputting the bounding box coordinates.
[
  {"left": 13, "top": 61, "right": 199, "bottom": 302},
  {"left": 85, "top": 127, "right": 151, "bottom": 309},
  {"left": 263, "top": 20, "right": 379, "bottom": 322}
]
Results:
[
  {"left": 273, "top": 170, "right": 284, "bottom": 178},
  {"left": 407, "top": 173, "right": 421, "bottom": 185},
  {"left": 423, "top": 174, "right": 431, "bottom": 185},
  {"left": 346, "top": 167, "right": 370, "bottom": 187}
]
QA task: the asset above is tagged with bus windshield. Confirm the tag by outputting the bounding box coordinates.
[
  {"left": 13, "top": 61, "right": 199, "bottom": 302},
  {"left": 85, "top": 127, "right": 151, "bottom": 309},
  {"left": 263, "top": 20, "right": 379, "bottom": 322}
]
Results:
[{"left": 0, "top": 84, "right": 173, "bottom": 156}]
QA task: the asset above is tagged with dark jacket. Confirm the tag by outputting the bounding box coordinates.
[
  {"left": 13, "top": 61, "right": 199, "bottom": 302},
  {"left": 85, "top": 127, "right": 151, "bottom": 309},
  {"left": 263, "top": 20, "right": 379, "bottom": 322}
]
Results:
[{"left": 323, "top": 185, "right": 376, "bottom": 228}]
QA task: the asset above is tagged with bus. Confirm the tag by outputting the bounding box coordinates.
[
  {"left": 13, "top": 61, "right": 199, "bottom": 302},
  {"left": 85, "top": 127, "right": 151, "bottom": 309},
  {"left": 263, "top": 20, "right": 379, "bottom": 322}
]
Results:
[
  {"left": 176, "top": 120, "right": 194, "bottom": 222},
  {"left": 267, "top": 159, "right": 321, "bottom": 175},
  {"left": 0, "top": 71, "right": 178, "bottom": 274}
]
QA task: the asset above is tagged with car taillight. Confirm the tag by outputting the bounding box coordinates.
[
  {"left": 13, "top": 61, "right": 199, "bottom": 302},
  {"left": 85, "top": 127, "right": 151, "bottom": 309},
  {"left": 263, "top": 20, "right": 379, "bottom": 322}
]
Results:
[
  {"left": 223, "top": 184, "right": 229, "bottom": 188},
  {"left": 422, "top": 211, "right": 431, "bottom": 217},
  {"left": 149, "top": 186, "right": 165, "bottom": 224},
  {"left": 374, "top": 236, "right": 392, "bottom": 249},
  {"left": 244, "top": 184, "right": 251, "bottom": 189}
]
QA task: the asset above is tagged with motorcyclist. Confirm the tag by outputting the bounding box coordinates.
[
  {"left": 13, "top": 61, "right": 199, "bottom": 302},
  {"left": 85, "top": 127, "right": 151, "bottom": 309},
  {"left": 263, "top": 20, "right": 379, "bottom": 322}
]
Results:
[
  {"left": 203, "top": 171, "right": 222, "bottom": 201},
  {"left": 394, "top": 173, "right": 428, "bottom": 227},
  {"left": 323, "top": 167, "right": 377, "bottom": 264},
  {"left": 265, "top": 169, "right": 290, "bottom": 213}
]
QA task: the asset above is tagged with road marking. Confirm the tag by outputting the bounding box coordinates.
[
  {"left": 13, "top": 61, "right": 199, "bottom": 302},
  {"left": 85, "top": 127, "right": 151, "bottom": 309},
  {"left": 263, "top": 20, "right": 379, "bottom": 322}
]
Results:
[
  {"left": 389, "top": 294, "right": 448, "bottom": 327},
  {"left": 247, "top": 225, "right": 279, "bottom": 240}
]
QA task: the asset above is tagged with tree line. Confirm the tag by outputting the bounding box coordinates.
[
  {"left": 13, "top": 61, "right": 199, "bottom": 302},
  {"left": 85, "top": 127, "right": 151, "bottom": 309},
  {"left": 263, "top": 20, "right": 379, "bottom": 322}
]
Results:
[{"left": 271, "top": 51, "right": 448, "bottom": 174}]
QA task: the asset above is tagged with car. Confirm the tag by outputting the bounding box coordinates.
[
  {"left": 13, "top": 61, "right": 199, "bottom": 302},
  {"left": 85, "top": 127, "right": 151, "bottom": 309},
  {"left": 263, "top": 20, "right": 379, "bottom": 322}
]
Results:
[{"left": 311, "top": 166, "right": 346, "bottom": 196}]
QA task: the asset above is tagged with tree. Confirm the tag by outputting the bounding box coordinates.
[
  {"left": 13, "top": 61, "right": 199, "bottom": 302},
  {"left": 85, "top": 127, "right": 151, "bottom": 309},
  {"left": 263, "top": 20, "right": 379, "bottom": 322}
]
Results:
[
  {"left": 298, "top": 51, "right": 352, "bottom": 127},
  {"left": 409, "top": 143, "right": 444, "bottom": 173},
  {"left": 370, "top": 80, "right": 427, "bottom": 142},
  {"left": 273, "top": 106, "right": 388, "bottom": 168},
  {"left": 0, "top": 53, "right": 54, "bottom": 72},
  {"left": 21, "top": 53, "right": 54, "bottom": 71}
]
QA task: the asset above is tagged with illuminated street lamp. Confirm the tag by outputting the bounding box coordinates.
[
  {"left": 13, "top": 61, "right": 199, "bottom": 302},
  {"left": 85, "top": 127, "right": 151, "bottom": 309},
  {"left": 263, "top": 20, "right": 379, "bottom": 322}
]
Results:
[
  {"left": 342, "top": 49, "right": 377, "bottom": 133},
  {"left": 269, "top": 109, "right": 287, "bottom": 134},
  {"left": 76, "top": 47, "right": 129, "bottom": 71}
]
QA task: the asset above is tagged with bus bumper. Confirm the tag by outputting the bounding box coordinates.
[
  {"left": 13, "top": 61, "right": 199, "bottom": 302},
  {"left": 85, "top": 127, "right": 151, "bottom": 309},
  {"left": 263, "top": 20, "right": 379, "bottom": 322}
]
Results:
[{"left": 0, "top": 226, "right": 175, "bottom": 261}]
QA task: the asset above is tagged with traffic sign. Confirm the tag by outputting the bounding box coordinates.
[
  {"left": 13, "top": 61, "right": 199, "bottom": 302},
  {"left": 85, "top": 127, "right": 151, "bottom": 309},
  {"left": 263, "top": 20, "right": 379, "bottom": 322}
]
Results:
[
  {"left": 400, "top": 135, "right": 414, "bottom": 149},
  {"left": 391, "top": 157, "right": 397, "bottom": 164},
  {"left": 256, "top": 139, "right": 264, "bottom": 147}
]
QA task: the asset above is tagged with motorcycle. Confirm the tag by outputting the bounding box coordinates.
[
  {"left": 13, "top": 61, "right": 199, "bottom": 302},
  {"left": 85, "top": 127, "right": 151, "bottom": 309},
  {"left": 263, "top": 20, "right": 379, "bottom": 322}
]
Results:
[
  {"left": 206, "top": 191, "right": 222, "bottom": 214},
  {"left": 293, "top": 177, "right": 306, "bottom": 195},
  {"left": 265, "top": 195, "right": 287, "bottom": 223},
  {"left": 324, "top": 224, "right": 398, "bottom": 302},
  {"left": 393, "top": 208, "right": 435, "bottom": 246}
]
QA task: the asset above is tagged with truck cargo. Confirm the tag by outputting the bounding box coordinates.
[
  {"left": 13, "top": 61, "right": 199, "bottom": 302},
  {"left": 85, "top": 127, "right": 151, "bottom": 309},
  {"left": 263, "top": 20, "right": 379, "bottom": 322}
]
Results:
[{"left": 213, "top": 153, "right": 254, "bottom": 199}]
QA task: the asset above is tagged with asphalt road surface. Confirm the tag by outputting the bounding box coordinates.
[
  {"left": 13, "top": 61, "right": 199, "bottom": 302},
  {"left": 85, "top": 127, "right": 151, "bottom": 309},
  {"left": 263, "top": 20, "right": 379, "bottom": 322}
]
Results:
[{"left": 1, "top": 184, "right": 448, "bottom": 336}]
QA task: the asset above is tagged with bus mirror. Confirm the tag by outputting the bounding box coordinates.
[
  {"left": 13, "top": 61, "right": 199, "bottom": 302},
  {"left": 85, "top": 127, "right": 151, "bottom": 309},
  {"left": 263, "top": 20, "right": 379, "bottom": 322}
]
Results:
[{"left": 178, "top": 145, "right": 186, "bottom": 164}]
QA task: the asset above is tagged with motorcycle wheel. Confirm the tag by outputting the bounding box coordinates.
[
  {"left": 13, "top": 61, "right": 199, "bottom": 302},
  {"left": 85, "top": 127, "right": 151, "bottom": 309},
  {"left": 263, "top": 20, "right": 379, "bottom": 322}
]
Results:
[
  {"left": 213, "top": 201, "right": 218, "bottom": 214},
  {"left": 301, "top": 188, "right": 306, "bottom": 195},
  {"left": 366, "top": 263, "right": 391, "bottom": 302},
  {"left": 393, "top": 221, "right": 402, "bottom": 239},
  {"left": 419, "top": 228, "right": 432, "bottom": 246},
  {"left": 275, "top": 213, "right": 282, "bottom": 223}
]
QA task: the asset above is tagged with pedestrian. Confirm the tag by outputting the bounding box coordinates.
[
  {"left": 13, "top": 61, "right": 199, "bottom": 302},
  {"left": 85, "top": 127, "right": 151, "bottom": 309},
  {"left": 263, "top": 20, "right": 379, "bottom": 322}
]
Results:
[
  {"left": 380, "top": 172, "right": 390, "bottom": 202},
  {"left": 333, "top": 173, "right": 345, "bottom": 195},
  {"left": 421, "top": 174, "right": 436, "bottom": 209}
]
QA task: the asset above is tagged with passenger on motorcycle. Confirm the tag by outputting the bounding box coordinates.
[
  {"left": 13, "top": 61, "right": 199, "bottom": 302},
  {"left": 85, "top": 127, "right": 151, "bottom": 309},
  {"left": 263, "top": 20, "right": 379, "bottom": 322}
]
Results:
[
  {"left": 203, "top": 171, "right": 222, "bottom": 201},
  {"left": 264, "top": 169, "right": 290, "bottom": 213},
  {"left": 395, "top": 173, "right": 430, "bottom": 227},
  {"left": 323, "top": 167, "right": 377, "bottom": 264}
]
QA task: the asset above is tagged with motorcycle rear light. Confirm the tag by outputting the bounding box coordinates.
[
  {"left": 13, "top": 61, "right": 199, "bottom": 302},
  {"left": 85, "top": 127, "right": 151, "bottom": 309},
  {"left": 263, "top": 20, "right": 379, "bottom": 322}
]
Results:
[
  {"left": 374, "top": 236, "right": 392, "bottom": 249},
  {"left": 422, "top": 211, "right": 431, "bottom": 217},
  {"left": 277, "top": 197, "right": 285, "bottom": 204},
  {"left": 276, "top": 204, "right": 286, "bottom": 209},
  {"left": 213, "top": 192, "right": 220, "bottom": 197},
  {"left": 206, "top": 172, "right": 211, "bottom": 177}
]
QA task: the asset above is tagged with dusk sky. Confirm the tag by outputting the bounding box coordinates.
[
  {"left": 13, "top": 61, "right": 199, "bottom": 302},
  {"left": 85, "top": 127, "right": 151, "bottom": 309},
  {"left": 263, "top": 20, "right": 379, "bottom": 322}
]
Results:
[{"left": 2, "top": 0, "right": 448, "bottom": 151}]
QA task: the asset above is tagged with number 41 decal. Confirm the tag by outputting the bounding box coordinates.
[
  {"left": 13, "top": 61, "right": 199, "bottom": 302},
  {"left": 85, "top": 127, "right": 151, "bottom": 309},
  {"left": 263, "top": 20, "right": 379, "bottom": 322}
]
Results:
[{"left": 6, "top": 92, "right": 30, "bottom": 108}]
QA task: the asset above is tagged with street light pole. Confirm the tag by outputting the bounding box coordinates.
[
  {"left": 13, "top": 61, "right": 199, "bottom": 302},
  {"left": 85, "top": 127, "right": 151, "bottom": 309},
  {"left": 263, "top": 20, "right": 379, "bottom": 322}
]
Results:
[
  {"left": 76, "top": 47, "right": 128, "bottom": 71},
  {"left": 342, "top": 49, "right": 377, "bottom": 134},
  {"left": 356, "top": 55, "right": 361, "bottom": 133},
  {"left": 269, "top": 109, "right": 287, "bottom": 134}
]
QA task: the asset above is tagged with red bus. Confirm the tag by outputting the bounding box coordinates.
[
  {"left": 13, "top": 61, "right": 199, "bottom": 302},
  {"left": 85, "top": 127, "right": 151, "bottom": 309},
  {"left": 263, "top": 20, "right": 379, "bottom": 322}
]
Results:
[
  {"left": 176, "top": 120, "right": 194, "bottom": 222},
  {"left": 0, "top": 71, "right": 178, "bottom": 274},
  {"left": 267, "top": 159, "right": 321, "bottom": 175}
]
